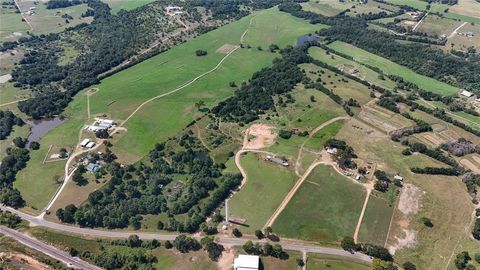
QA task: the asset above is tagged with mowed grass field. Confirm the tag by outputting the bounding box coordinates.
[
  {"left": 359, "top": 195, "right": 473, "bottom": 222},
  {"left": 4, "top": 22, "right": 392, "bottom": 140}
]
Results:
[
  {"left": 104, "top": 0, "right": 156, "bottom": 13},
  {"left": 308, "top": 47, "right": 397, "bottom": 90},
  {"left": 0, "top": 4, "right": 29, "bottom": 41},
  {"left": 357, "top": 192, "right": 395, "bottom": 246},
  {"left": 273, "top": 165, "right": 366, "bottom": 245},
  {"left": 17, "top": 0, "right": 92, "bottom": 35},
  {"left": 327, "top": 41, "right": 458, "bottom": 95},
  {"left": 302, "top": 0, "right": 399, "bottom": 17},
  {"left": 228, "top": 152, "right": 297, "bottom": 233},
  {"left": 15, "top": 7, "right": 319, "bottom": 212}
]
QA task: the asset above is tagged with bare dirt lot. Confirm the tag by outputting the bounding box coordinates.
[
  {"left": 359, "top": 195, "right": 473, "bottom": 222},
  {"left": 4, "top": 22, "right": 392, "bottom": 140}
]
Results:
[
  {"left": 0, "top": 252, "right": 50, "bottom": 269},
  {"left": 388, "top": 184, "right": 423, "bottom": 254},
  {"left": 216, "top": 44, "right": 238, "bottom": 54},
  {"left": 243, "top": 123, "right": 276, "bottom": 149}
]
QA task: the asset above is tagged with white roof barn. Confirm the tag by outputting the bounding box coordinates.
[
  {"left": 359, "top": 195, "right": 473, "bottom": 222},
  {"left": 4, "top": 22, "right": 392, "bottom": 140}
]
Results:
[
  {"left": 460, "top": 90, "right": 474, "bottom": 97},
  {"left": 80, "top": 139, "right": 90, "bottom": 147},
  {"left": 234, "top": 255, "right": 259, "bottom": 270}
]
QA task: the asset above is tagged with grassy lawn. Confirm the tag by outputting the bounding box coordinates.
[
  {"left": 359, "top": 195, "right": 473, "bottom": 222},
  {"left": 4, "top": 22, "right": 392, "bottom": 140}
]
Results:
[
  {"left": 307, "top": 254, "right": 371, "bottom": 270},
  {"left": 273, "top": 165, "right": 366, "bottom": 245},
  {"left": 301, "top": 1, "right": 343, "bottom": 17},
  {"left": 227, "top": 152, "right": 297, "bottom": 233},
  {"left": 15, "top": 7, "right": 318, "bottom": 211},
  {"left": 242, "top": 8, "right": 327, "bottom": 48},
  {"left": 17, "top": 1, "right": 93, "bottom": 35},
  {"left": 357, "top": 192, "right": 395, "bottom": 246},
  {"left": 15, "top": 93, "right": 89, "bottom": 212},
  {"left": 0, "top": 3, "right": 29, "bottom": 41},
  {"left": 104, "top": 0, "right": 156, "bottom": 14},
  {"left": 327, "top": 41, "right": 458, "bottom": 95},
  {"left": 308, "top": 47, "right": 397, "bottom": 90},
  {"left": 304, "top": 120, "right": 345, "bottom": 151}
]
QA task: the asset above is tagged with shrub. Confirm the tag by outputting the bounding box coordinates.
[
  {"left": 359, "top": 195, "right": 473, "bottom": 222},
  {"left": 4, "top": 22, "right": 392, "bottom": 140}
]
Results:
[{"left": 195, "top": 50, "right": 207, "bottom": 56}]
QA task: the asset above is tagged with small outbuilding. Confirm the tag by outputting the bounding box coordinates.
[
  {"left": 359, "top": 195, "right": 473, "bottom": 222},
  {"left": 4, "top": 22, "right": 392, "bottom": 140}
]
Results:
[
  {"left": 85, "top": 141, "right": 95, "bottom": 148},
  {"left": 460, "top": 90, "right": 474, "bottom": 98},
  {"left": 80, "top": 138, "right": 90, "bottom": 147},
  {"left": 233, "top": 255, "right": 259, "bottom": 270},
  {"left": 394, "top": 174, "right": 404, "bottom": 181},
  {"left": 265, "top": 155, "right": 288, "bottom": 166},
  {"left": 326, "top": 147, "right": 338, "bottom": 155}
]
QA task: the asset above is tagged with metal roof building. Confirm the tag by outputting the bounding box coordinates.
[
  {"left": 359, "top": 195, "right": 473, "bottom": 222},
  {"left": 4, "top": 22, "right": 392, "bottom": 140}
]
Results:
[{"left": 233, "top": 255, "right": 259, "bottom": 270}]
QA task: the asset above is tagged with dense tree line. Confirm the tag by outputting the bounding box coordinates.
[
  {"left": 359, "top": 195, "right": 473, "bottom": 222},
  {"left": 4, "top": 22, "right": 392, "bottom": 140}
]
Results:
[
  {"left": 410, "top": 166, "right": 460, "bottom": 175},
  {"left": 0, "top": 210, "right": 22, "bottom": 228},
  {"left": 56, "top": 132, "right": 241, "bottom": 233},
  {"left": 391, "top": 113, "right": 432, "bottom": 141},
  {"left": 212, "top": 46, "right": 308, "bottom": 123},
  {"left": 373, "top": 170, "right": 391, "bottom": 192},
  {"left": 242, "top": 240, "right": 289, "bottom": 260},
  {"left": 441, "top": 138, "right": 480, "bottom": 157},
  {"left": 340, "top": 236, "right": 393, "bottom": 261},
  {"left": 0, "top": 147, "right": 29, "bottom": 207},
  {"left": 46, "top": 0, "right": 85, "bottom": 9},
  {"left": 0, "top": 110, "right": 24, "bottom": 140}
]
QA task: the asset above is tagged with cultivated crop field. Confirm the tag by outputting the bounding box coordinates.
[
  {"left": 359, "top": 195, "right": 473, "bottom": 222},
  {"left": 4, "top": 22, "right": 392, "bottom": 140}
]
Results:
[{"left": 273, "top": 165, "right": 366, "bottom": 245}]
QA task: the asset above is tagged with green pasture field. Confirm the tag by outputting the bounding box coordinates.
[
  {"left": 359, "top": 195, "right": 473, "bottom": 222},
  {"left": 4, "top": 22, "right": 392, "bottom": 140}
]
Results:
[
  {"left": 301, "top": 1, "right": 343, "bottom": 17},
  {"left": 273, "top": 164, "right": 366, "bottom": 245},
  {"left": 308, "top": 47, "right": 397, "bottom": 90},
  {"left": 16, "top": 1, "right": 92, "bottom": 35},
  {"left": 327, "top": 41, "right": 458, "bottom": 95},
  {"left": 301, "top": 63, "right": 373, "bottom": 106},
  {"left": 104, "top": 0, "right": 156, "bottom": 14},
  {"left": 28, "top": 227, "right": 217, "bottom": 270},
  {"left": 15, "top": 7, "right": 319, "bottom": 211},
  {"left": 15, "top": 93, "right": 89, "bottom": 212},
  {"left": 227, "top": 152, "right": 297, "bottom": 233},
  {"left": 307, "top": 254, "right": 371, "bottom": 270},
  {"left": 304, "top": 120, "right": 344, "bottom": 151},
  {"left": 357, "top": 192, "right": 394, "bottom": 246},
  {"left": 448, "top": 0, "right": 480, "bottom": 20},
  {"left": 302, "top": 0, "right": 399, "bottom": 17},
  {"left": 0, "top": 3, "right": 29, "bottom": 42}
]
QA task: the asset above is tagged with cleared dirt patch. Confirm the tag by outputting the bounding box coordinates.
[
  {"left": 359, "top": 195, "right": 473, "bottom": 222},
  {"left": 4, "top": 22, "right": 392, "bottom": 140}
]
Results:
[
  {"left": 217, "top": 246, "right": 234, "bottom": 270},
  {"left": 388, "top": 184, "right": 423, "bottom": 254},
  {"left": 216, "top": 44, "right": 238, "bottom": 54},
  {"left": 0, "top": 252, "right": 50, "bottom": 269},
  {"left": 397, "top": 184, "right": 422, "bottom": 216},
  {"left": 243, "top": 123, "right": 276, "bottom": 149},
  {"left": 460, "top": 159, "right": 480, "bottom": 174}
]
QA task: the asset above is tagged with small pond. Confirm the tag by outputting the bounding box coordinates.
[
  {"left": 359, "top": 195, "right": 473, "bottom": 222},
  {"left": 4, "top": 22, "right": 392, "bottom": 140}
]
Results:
[
  {"left": 297, "top": 35, "right": 320, "bottom": 46},
  {"left": 26, "top": 116, "right": 66, "bottom": 147}
]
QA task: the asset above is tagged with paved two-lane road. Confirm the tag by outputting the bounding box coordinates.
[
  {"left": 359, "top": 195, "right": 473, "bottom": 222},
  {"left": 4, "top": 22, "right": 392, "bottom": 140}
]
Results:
[
  {"left": 0, "top": 205, "right": 372, "bottom": 265},
  {"left": 0, "top": 226, "right": 101, "bottom": 270}
]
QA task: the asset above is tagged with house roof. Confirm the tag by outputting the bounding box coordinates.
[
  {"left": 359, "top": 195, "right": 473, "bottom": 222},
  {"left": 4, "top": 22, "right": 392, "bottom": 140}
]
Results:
[{"left": 234, "top": 255, "right": 259, "bottom": 269}]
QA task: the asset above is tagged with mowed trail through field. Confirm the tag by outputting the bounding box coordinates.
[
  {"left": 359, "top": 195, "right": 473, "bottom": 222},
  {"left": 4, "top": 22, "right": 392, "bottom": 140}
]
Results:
[{"left": 42, "top": 21, "right": 252, "bottom": 217}]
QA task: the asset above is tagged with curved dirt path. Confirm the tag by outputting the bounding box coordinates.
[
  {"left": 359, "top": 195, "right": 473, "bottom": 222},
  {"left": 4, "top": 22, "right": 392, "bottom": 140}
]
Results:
[
  {"left": 295, "top": 116, "right": 350, "bottom": 176},
  {"left": 119, "top": 46, "right": 239, "bottom": 128},
  {"left": 42, "top": 24, "right": 248, "bottom": 217}
]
